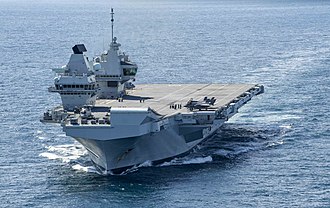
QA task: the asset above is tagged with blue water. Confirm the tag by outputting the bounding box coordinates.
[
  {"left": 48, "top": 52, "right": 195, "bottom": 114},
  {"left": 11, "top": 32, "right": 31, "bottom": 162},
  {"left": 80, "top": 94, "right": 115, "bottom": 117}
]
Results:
[{"left": 0, "top": 0, "right": 329, "bottom": 207}]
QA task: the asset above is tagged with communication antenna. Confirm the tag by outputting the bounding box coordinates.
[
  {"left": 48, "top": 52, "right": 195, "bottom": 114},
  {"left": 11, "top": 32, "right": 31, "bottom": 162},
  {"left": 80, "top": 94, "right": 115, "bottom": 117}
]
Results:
[{"left": 110, "top": 8, "right": 114, "bottom": 43}]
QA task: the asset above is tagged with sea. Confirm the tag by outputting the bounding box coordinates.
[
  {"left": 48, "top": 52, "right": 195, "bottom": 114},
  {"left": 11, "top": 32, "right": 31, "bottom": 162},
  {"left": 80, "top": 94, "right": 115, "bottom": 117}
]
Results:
[{"left": 0, "top": 0, "right": 329, "bottom": 207}]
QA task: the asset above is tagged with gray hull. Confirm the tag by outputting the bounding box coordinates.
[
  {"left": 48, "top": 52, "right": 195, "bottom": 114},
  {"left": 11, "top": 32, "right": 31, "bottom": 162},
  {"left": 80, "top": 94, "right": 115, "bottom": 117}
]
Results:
[{"left": 72, "top": 120, "right": 223, "bottom": 174}]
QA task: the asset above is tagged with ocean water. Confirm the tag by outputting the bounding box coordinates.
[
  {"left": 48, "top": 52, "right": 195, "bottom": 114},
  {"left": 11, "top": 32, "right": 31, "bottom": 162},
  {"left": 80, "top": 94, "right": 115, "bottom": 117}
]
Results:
[{"left": 0, "top": 0, "right": 329, "bottom": 207}]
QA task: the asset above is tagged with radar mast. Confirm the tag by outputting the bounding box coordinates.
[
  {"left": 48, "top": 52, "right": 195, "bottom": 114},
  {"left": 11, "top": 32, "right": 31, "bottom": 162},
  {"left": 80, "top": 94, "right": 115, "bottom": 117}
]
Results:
[{"left": 111, "top": 8, "right": 114, "bottom": 43}]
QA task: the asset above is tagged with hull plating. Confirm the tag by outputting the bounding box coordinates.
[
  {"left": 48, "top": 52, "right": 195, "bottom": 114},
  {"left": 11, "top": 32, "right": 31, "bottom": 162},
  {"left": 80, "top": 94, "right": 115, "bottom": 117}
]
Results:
[{"left": 72, "top": 119, "right": 224, "bottom": 173}]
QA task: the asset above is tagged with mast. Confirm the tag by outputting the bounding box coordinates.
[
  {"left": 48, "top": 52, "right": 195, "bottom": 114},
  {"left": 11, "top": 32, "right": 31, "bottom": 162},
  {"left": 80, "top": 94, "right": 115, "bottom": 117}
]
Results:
[{"left": 111, "top": 8, "right": 114, "bottom": 43}]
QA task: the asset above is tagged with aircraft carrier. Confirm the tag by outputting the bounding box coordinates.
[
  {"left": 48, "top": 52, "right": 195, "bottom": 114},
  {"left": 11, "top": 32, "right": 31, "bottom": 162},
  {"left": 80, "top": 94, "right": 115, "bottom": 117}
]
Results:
[{"left": 42, "top": 9, "right": 264, "bottom": 174}]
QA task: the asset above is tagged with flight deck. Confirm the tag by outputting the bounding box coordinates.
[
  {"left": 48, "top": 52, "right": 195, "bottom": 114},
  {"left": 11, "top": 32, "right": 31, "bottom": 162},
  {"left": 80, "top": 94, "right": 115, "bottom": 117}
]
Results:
[{"left": 96, "top": 84, "right": 260, "bottom": 116}]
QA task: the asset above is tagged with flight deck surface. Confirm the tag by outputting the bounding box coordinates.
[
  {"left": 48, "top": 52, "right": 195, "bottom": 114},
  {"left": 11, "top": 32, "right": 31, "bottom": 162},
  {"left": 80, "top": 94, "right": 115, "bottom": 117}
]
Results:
[{"left": 96, "top": 84, "right": 257, "bottom": 116}]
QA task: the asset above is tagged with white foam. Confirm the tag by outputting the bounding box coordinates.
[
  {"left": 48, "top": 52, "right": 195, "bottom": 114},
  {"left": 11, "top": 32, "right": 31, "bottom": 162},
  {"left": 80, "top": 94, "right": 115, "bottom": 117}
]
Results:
[
  {"left": 37, "top": 136, "right": 46, "bottom": 140},
  {"left": 40, "top": 143, "right": 87, "bottom": 163},
  {"left": 117, "top": 161, "right": 153, "bottom": 175},
  {"left": 214, "top": 149, "right": 232, "bottom": 157},
  {"left": 57, "top": 134, "right": 67, "bottom": 138},
  {"left": 39, "top": 152, "right": 61, "bottom": 160},
  {"left": 279, "top": 124, "right": 292, "bottom": 129},
  {"left": 46, "top": 144, "right": 87, "bottom": 156},
  {"left": 39, "top": 152, "right": 80, "bottom": 163},
  {"left": 137, "top": 160, "right": 152, "bottom": 167},
  {"left": 182, "top": 156, "right": 213, "bottom": 164},
  {"left": 251, "top": 114, "right": 301, "bottom": 123},
  {"left": 233, "top": 111, "right": 302, "bottom": 124},
  {"left": 119, "top": 166, "right": 139, "bottom": 175},
  {"left": 159, "top": 156, "right": 213, "bottom": 167},
  {"left": 266, "top": 140, "right": 284, "bottom": 148},
  {"left": 72, "top": 164, "right": 99, "bottom": 174}
]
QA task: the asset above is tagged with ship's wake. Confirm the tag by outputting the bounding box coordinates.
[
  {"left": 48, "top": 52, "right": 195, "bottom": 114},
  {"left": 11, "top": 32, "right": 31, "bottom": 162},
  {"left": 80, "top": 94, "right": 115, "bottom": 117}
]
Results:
[
  {"left": 39, "top": 123, "right": 292, "bottom": 175},
  {"left": 201, "top": 123, "right": 290, "bottom": 161}
]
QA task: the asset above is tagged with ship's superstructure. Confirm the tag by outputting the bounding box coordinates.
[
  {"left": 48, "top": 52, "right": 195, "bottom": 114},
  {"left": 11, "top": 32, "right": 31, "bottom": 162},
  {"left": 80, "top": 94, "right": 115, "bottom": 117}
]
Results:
[
  {"left": 42, "top": 9, "right": 264, "bottom": 174},
  {"left": 49, "top": 9, "right": 137, "bottom": 111},
  {"left": 93, "top": 37, "right": 137, "bottom": 99},
  {"left": 49, "top": 44, "right": 97, "bottom": 111},
  {"left": 93, "top": 8, "right": 137, "bottom": 99}
]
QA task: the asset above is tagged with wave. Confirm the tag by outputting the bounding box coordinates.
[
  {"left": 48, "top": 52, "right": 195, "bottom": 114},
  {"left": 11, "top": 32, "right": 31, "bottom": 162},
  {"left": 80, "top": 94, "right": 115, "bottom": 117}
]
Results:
[
  {"left": 39, "top": 143, "right": 87, "bottom": 163},
  {"left": 118, "top": 161, "right": 154, "bottom": 175},
  {"left": 232, "top": 112, "right": 302, "bottom": 125},
  {"left": 279, "top": 124, "right": 292, "bottom": 129},
  {"left": 197, "top": 123, "right": 291, "bottom": 161},
  {"left": 266, "top": 140, "right": 284, "bottom": 148},
  {"left": 71, "top": 164, "right": 99, "bottom": 174},
  {"left": 159, "top": 156, "right": 213, "bottom": 167}
]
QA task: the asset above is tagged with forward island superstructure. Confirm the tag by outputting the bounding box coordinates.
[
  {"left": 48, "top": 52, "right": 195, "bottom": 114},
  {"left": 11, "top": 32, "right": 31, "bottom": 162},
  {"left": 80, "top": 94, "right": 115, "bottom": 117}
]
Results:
[{"left": 42, "top": 9, "right": 264, "bottom": 174}]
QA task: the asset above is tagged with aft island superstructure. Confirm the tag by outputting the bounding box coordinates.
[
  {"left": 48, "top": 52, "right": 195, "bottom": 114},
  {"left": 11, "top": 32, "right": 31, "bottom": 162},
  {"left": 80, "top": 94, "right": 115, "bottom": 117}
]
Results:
[{"left": 42, "top": 9, "right": 264, "bottom": 174}]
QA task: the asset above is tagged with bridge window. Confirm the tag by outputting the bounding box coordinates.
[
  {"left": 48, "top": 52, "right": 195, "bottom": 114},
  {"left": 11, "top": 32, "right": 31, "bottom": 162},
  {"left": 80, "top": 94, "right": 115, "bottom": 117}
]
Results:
[
  {"left": 123, "top": 68, "right": 137, "bottom": 76},
  {"left": 107, "top": 81, "right": 118, "bottom": 87}
]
